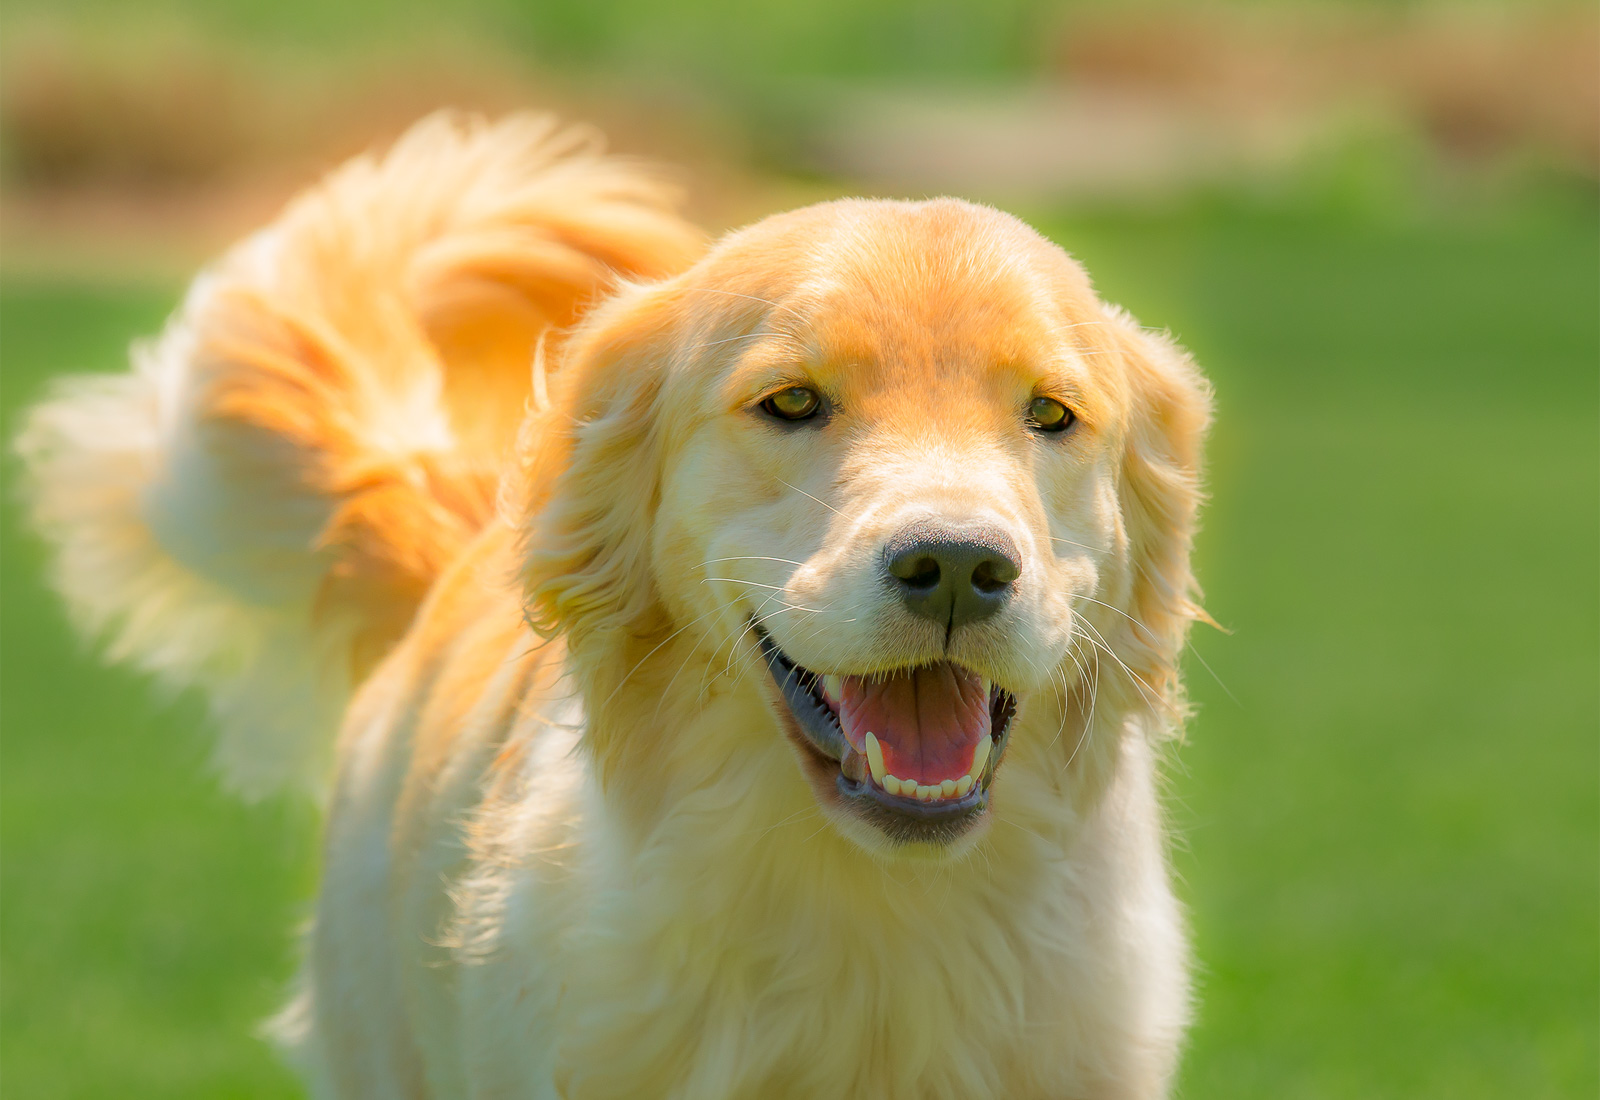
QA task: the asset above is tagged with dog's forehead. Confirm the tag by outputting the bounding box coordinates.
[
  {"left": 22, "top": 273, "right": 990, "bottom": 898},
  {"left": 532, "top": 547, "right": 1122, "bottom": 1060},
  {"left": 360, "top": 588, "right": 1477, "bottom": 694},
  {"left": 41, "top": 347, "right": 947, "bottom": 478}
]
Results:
[
  {"left": 692, "top": 198, "right": 1109, "bottom": 410},
  {"left": 760, "top": 199, "right": 1088, "bottom": 357}
]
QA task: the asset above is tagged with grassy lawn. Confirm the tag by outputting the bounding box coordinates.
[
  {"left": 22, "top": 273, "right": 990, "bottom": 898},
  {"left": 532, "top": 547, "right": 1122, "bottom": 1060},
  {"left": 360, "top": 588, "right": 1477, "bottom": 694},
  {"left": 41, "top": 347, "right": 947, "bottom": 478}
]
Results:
[{"left": 2, "top": 204, "right": 1596, "bottom": 1097}]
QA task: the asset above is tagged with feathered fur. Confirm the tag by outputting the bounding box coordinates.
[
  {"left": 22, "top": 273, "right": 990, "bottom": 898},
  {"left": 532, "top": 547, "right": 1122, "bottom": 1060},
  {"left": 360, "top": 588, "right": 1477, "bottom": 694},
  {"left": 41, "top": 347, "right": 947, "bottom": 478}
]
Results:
[
  {"left": 16, "top": 113, "right": 702, "bottom": 795},
  {"left": 18, "top": 113, "right": 1210, "bottom": 1098}
]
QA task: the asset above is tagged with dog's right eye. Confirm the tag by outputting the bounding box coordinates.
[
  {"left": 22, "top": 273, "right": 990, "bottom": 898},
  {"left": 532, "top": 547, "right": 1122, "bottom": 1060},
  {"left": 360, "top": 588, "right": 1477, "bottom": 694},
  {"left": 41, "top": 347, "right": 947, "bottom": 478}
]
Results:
[{"left": 761, "top": 386, "right": 822, "bottom": 422}]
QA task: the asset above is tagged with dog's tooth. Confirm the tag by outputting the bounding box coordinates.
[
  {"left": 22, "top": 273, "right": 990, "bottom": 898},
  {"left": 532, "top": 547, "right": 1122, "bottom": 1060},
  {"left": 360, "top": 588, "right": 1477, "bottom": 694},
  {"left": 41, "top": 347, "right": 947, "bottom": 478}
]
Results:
[
  {"left": 968, "top": 736, "right": 992, "bottom": 780},
  {"left": 822, "top": 674, "right": 843, "bottom": 702},
  {"left": 955, "top": 774, "right": 974, "bottom": 797},
  {"left": 840, "top": 747, "right": 866, "bottom": 783},
  {"left": 883, "top": 775, "right": 903, "bottom": 797},
  {"left": 864, "top": 732, "right": 886, "bottom": 786},
  {"left": 940, "top": 779, "right": 956, "bottom": 798},
  {"left": 919, "top": 784, "right": 937, "bottom": 801},
  {"left": 980, "top": 677, "right": 992, "bottom": 698}
]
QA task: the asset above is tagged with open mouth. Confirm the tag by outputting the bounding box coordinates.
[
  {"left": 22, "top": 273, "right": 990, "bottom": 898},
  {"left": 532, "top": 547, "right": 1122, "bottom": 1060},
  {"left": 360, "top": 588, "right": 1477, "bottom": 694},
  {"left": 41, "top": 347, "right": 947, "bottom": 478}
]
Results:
[{"left": 754, "top": 625, "right": 1017, "bottom": 843}]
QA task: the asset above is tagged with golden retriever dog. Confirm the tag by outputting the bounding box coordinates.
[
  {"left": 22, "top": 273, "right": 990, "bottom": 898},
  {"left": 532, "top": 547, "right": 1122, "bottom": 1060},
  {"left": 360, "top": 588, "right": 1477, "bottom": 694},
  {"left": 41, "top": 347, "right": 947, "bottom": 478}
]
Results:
[{"left": 18, "top": 113, "right": 1211, "bottom": 1098}]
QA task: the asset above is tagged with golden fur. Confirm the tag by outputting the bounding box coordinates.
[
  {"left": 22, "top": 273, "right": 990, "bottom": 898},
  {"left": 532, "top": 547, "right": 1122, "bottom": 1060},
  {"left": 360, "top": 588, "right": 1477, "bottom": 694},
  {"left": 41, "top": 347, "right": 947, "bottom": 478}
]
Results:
[{"left": 18, "top": 113, "right": 1211, "bottom": 1098}]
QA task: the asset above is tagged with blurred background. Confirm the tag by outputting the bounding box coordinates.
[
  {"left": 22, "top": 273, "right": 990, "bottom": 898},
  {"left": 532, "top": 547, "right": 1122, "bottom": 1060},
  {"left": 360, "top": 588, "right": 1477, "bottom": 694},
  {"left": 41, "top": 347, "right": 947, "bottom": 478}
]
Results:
[{"left": 1, "top": 1, "right": 1594, "bottom": 1097}]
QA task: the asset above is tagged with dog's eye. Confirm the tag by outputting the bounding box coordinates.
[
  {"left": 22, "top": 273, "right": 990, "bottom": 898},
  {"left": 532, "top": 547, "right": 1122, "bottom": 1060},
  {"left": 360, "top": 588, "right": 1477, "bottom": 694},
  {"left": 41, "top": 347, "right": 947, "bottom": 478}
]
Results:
[
  {"left": 761, "top": 386, "right": 822, "bottom": 422},
  {"left": 1028, "top": 396, "right": 1075, "bottom": 433}
]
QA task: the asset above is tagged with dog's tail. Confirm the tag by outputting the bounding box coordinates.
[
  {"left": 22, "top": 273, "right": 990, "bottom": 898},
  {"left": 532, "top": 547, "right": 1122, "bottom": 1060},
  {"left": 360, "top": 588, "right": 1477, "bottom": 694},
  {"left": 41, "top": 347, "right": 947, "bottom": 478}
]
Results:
[{"left": 15, "top": 113, "right": 704, "bottom": 797}]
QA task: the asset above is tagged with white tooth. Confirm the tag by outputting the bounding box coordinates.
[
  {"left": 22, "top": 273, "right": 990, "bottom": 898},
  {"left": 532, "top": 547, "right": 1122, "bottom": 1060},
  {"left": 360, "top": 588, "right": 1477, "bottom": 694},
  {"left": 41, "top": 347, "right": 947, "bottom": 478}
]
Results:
[
  {"left": 884, "top": 775, "right": 903, "bottom": 797},
  {"left": 940, "top": 779, "right": 956, "bottom": 798},
  {"left": 955, "top": 774, "right": 974, "bottom": 797},
  {"left": 864, "top": 732, "right": 886, "bottom": 786},
  {"left": 823, "top": 674, "right": 843, "bottom": 702},
  {"left": 921, "top": 785, "right": 938, "bottom": 801},
  {"left": 967, "top": 736, "right": 992, "bottom": 780},
  {"left": 980, "top": 677, "right": 992, "bottom": 698}
]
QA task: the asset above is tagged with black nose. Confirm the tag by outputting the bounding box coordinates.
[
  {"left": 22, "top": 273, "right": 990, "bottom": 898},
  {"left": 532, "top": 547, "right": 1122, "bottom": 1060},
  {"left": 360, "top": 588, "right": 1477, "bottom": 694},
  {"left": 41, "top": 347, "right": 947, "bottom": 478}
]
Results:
[{"left": 883, "top": 520, "right": 1021, "bottom": 631}]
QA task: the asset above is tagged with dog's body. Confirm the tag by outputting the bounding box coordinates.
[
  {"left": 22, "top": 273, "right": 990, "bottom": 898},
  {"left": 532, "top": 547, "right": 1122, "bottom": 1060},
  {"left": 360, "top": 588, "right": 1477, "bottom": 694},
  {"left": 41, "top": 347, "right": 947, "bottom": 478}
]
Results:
[{"left": 19, "top": 115, "right": 1210, "bottom": 1099}]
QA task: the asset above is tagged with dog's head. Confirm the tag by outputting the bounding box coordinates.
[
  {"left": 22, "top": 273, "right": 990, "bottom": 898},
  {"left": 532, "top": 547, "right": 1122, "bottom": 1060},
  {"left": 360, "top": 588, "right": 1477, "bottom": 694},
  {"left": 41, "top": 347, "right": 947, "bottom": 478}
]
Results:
[{"left": 522, "top": 199, "right": 1209, "bottom": 856}]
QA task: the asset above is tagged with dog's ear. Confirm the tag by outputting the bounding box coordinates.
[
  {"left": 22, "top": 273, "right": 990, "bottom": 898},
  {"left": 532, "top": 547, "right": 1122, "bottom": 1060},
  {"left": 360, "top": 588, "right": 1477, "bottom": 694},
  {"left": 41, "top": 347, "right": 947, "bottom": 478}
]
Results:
[
  {"left": 519, "top": 283, "right": 682, "bottom": 648},
  {"left": 1104, "top": 307, "right": 1213, "bottom": 729}
]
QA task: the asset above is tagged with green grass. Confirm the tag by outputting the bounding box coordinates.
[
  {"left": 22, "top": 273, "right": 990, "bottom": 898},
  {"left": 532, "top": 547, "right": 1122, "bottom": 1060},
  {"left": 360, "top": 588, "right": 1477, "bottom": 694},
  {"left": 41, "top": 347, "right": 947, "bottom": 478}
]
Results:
[
  {"left": 2, "top": 204, "right": 1596, "bottom": 1098},
  {"left": 1, "top": 284, "right": 315, "bottom": 1098}
]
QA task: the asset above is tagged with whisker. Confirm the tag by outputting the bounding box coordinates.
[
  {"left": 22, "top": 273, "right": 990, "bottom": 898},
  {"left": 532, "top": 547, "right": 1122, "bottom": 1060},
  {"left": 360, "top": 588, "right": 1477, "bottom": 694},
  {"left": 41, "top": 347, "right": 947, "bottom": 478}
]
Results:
[
  {"left": 756, "top": 803, "right": 821, "bottom": 840},
  {"left": 699, "top": 555, "right": 806, "bottom": 568},
  {"left": 598, "top": 602, "right": 727, "bottom": 714},
  {"left": 1073, "top": 592, "right": 1236, "bottom": 704},
  {"left": 710, "top": 595, "right": 782, "bottom": 689},
  {"left": 1046, "top": 535, "right": 1111, "bottom": 555},
  {"left": 998, "top": 815, "right": 1055, "bottom": 850},
  {"left": 1072, "top": 592, "right": 1154, "bottom": 635},
  {"left": 724, "top": 593, "right": 822, "bottom": 682},
  {"left": 1060, "top": 629, "right": 1098, "bottom": 776},
  {"left": 1047, "top": 654, "right": 1079, "bottom": 754},
  {"left": 1185, "top": 642, "right": 1240, "bottom": 707},
  {"left": 775, "top": 477, "right": 843, "bottom": 518},
  {"left": 1076, "top": 618, "right": 1181, "bottom": 718},
  {"left": 702, "top": 576, "right": 789, "bottom": 592}
]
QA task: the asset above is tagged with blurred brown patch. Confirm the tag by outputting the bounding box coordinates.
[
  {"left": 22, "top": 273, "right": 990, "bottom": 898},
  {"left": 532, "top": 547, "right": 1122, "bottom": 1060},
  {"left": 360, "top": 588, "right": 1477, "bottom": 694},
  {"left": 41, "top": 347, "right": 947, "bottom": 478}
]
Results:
[
  {"left": 1055, "top": 6, "right": 1599, "bottom": 175},
  {"left": 3, "top": 37, "right": 252, "bottom": 190},
  {"left": 742, "top": 6, "right": 1599, "bottom": 208},
  {"left": 0, "top": 31, "right": 820, "bottom": 278}
]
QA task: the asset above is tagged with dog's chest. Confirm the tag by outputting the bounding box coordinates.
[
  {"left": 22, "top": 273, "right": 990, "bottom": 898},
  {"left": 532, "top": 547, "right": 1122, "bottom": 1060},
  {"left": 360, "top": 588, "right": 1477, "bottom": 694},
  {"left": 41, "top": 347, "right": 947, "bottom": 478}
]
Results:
[{"left": 455, "top": 812, "right": 1095, "bottom": 1098}]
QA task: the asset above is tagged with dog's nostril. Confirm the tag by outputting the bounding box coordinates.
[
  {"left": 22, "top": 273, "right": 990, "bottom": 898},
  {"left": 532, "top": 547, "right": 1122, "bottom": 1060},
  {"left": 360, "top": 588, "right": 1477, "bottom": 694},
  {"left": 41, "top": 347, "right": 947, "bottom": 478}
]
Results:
[
  {"left": 889, "top": 553, "right": 941, "bottom": 590},
  {"left": 971, "top": 558, "right": 1017, "bottom": 594}
]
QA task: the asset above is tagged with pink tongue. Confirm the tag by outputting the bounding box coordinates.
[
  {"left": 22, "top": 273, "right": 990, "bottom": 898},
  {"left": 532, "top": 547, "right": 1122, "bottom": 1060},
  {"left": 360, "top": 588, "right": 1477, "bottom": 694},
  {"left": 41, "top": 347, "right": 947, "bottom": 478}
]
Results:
[{"left": 836, "top": 663, "right": 991, "bottom": 785}]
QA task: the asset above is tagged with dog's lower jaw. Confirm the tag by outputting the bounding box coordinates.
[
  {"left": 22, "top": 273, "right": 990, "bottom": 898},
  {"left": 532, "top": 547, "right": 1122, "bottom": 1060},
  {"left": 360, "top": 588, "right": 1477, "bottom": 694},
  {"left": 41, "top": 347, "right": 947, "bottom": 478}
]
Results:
[
  {"left": 754, "top": 626, "right": 1020, "bottom": 854},
  {"left": 779, "top": 716, "right": 994, "bottom": 858}
]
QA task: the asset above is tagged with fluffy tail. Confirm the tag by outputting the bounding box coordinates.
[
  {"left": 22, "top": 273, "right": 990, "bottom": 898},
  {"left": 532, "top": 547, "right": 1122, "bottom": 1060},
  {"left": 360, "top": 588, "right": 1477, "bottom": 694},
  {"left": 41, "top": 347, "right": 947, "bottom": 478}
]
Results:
[{"left": 15, "top": 112, "right": 704, "bottom": 797}]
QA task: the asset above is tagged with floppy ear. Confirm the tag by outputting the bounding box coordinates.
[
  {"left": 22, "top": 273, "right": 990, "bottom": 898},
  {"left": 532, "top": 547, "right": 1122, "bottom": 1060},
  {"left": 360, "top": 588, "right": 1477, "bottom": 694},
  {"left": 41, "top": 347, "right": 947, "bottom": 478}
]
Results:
[
  {"left": 1104, "top": 307, "right": 1213, "bottom": 731},
  {"left": 519, "top": 283, "right": 681, "bottom": 649}
]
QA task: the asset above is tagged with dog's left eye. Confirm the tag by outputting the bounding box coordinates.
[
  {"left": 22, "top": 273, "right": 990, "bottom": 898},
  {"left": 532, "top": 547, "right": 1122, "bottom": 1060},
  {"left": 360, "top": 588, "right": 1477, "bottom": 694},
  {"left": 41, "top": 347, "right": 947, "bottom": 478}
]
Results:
[
  {"left": 1028, "top": 396, "right": 1075, "bottom": 433},
  {"left": 761, "top": 386, "right": 822, "bottom": 422}
]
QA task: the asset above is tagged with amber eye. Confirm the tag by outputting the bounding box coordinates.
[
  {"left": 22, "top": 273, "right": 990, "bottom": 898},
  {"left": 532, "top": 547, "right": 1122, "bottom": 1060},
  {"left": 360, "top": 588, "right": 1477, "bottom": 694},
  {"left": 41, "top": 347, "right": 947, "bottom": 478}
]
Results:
[
  {"left": 761, "top": 386, "right": 822, "bottom": 422},
  {"left": 1028, "top": 395, "right": 1075, "bottom": 433}
]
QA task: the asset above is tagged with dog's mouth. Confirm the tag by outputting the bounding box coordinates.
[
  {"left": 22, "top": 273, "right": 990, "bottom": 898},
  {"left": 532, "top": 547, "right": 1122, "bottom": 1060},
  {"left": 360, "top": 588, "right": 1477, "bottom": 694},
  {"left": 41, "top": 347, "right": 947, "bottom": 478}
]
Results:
[{"left": 754, "top": 625, "right": 1017, "bottom": 845}]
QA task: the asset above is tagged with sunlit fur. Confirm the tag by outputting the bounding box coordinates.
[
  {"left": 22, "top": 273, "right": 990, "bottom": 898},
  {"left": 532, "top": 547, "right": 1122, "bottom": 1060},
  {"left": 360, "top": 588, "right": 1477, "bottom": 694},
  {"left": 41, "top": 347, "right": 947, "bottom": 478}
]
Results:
[{"left": 18, "top": 113, "right": 1212, "bottom": 1098}]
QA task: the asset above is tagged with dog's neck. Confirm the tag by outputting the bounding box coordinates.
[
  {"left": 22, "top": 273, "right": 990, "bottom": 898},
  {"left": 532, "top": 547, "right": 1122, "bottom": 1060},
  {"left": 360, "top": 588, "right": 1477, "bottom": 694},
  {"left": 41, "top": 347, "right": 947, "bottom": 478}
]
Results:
[{"left": 538, "top": 624, "right": 1166, "bottom": 1095}]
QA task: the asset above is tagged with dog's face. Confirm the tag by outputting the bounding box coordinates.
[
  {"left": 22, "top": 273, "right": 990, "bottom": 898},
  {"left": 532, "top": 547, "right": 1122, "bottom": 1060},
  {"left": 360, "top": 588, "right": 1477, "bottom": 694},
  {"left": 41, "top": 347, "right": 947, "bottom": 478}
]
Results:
[{"left": 527, "top": 199, "right": 1208, "bottom": 857}]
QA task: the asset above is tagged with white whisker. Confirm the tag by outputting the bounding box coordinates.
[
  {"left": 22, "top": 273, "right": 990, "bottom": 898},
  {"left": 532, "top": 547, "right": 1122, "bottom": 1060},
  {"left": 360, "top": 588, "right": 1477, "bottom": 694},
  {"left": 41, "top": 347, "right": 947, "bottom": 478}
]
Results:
[
  {"left": 702, "top": 576, "right": 790, "bottom": 592},
  {"left": 775, "top": 477, "right": 843, "bottom": 518},
  {"left": 700, "top": 555, "right": 806, "bottom": 568}
]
